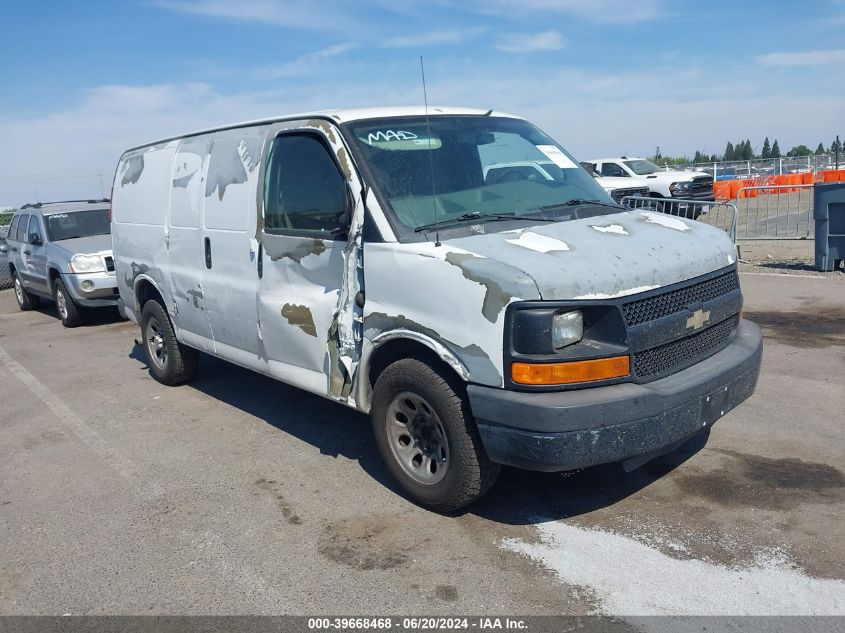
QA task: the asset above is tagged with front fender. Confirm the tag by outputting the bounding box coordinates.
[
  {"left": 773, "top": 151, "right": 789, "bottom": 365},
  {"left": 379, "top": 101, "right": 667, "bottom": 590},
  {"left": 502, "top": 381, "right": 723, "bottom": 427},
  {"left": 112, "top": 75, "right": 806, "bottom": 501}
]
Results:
[{"left": 353, "top": 329, "right": 471, "bottom": 413}]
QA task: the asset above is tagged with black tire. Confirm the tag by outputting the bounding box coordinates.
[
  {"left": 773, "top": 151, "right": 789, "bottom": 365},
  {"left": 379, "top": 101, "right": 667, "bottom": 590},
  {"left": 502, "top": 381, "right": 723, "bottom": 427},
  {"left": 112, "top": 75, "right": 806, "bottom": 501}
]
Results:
[
  {"left": 371, "top": 356, "right": 500, "bottom": 512},
  {"left": 140, "top": 300, "right": 199, "bottom": 385},
  {"left": 12, "top": 271, "right": 40, "bottom": 311},
  {"left": 53, "top": 277, "right": 83, "bottom": 327}
]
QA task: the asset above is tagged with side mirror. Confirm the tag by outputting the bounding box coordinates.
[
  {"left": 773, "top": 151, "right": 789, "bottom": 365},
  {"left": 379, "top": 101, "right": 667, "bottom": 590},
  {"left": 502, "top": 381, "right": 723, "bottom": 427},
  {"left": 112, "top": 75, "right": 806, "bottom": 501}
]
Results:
[{"left": 29, "top": 233, "right": 42, "bottom": 245}]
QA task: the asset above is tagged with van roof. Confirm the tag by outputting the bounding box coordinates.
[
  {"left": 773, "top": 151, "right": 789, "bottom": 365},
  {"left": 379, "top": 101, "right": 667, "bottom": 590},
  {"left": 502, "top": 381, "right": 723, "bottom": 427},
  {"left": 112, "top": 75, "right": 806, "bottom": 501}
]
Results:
[
  {"left": 127, "top": 106, "right": 522, "bottom": 152},
  {"left": 588, "top": 157, "right": 647, "bottom": 162},
  {"left": 17, "top": 199, "right": 110, "bottom": 216}
]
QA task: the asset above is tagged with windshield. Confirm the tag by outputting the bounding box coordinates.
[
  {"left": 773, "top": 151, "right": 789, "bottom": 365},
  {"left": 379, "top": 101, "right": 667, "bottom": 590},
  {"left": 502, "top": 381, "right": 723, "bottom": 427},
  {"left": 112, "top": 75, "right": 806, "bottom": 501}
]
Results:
[
  {"left": 344, "top": 116, "right": 615, "bottom": 237},
  {"left": 624, "top": 159, "right": 662, "bottom": 175},
  {"left": 44, "top": 209, "right": 110, "bottom": 241}
]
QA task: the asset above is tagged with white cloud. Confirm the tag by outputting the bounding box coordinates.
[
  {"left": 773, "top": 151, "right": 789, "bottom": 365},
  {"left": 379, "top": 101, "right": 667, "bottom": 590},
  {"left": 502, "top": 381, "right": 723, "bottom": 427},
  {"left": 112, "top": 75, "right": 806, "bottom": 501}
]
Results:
[
  {"left": 381, "top": 28, "right": 486, "bottom": 48},
  {"left": 495, "top": 30, "right": 564, "bottom": 53},
  {"left": 154, "top": 0, "right": 358, "bottom": 30},
  {"left": 469, "top": 0, "right": 667, "bottom": 24},
  {"left": 757, "top": 48, "right": 845, "bottom": 67},
  {"left": 2, "top": 58, "right": 844, "bottom": 206},
  {"left": 254, "top": 42, "right": 360, "bottom": 78}
]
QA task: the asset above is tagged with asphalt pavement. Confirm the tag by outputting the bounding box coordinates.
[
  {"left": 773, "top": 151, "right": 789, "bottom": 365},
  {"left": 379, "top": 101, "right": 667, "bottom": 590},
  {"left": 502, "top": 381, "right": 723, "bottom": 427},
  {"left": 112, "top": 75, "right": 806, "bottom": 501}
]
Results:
[{"left": 0, "top": 271, "right": 843, "bottom": 619}]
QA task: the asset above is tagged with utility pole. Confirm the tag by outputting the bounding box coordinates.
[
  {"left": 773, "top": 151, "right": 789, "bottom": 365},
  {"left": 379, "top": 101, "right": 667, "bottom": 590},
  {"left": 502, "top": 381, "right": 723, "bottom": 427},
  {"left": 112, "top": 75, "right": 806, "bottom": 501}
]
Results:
[{"left": 837, "top": 135, "right": 841, "bottom": 170}]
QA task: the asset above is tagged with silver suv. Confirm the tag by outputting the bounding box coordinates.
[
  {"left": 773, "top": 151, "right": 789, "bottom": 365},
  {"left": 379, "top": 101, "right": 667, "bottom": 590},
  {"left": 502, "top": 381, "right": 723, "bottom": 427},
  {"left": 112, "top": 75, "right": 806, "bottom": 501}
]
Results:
[{"left": 1, "top": 200, "right": 118, "bottom": 327}]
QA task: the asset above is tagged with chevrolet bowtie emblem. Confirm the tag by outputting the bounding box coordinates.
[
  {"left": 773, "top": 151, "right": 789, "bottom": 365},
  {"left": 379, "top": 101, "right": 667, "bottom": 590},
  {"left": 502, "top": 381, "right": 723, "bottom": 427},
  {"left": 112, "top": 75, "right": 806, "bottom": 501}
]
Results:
[{"left": 686, "top": 308, "right": 711, "bottom": 330}]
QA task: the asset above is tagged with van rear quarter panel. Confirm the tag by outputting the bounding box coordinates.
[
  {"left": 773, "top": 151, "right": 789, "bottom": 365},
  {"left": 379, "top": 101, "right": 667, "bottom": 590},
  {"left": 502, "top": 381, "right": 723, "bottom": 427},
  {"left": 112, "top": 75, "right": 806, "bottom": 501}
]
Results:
[{"left": 112, "top": 142, "right": 178, "bottom": 322}]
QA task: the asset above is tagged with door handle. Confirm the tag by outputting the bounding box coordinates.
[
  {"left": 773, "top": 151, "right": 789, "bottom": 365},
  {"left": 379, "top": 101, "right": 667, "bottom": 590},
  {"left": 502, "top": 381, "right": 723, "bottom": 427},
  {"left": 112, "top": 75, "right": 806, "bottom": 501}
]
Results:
[
  {"left": 204, "top": 237, "right": 212, "bottom": 269},
  {"left": 257, "top": 243, "right": 263, "bottom": 278},
  {"left": 23, "top": 250, "right": 31, "bottom": 255}
]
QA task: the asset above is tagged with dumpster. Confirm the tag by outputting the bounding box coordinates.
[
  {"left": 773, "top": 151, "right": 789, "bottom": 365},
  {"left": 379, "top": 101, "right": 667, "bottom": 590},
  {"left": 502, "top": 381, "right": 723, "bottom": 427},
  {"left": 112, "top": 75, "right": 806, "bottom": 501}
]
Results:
[{"left": 814, "top": 182, "right": 845, "bottom": 271}]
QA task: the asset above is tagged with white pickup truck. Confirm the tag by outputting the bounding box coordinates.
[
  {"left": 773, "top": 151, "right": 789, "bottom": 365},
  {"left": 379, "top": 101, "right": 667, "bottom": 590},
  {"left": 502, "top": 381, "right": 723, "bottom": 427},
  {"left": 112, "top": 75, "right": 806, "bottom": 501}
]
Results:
[{"left": 584, "top": 157, "right": 714, "bottom": 202}]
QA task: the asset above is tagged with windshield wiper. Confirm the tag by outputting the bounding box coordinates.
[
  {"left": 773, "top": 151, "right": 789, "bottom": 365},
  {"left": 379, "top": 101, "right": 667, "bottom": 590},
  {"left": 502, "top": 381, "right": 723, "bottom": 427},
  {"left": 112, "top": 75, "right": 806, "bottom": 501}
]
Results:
[
  {"left": 413, "top": 211, "right": 553, "bottom": 233},
  {"left": 540, "top": 199, "right": 623, "bottom": 212}
]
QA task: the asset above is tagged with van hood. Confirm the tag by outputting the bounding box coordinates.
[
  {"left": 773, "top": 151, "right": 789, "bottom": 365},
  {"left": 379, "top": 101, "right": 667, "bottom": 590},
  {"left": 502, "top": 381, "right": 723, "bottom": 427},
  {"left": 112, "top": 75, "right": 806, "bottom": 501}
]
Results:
[
  {"left": 442, "top": 210, "right": 737, "bottom": 301},
  {"left": 50, "top": 235, "right": 113, "bottom": 257}
]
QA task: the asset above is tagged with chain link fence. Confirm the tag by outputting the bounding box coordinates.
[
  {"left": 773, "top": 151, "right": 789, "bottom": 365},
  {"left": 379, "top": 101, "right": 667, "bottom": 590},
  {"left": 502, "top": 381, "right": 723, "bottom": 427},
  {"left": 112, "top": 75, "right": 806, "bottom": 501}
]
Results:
[
  {"left": 1, "top": 230, "right": 11, "bottom": 291},
  {"left": 1, "top": 212, "right": 12, "bottom": 290},
  {"left": 673, "top": 153, "right": 841, "bottom": 179}
]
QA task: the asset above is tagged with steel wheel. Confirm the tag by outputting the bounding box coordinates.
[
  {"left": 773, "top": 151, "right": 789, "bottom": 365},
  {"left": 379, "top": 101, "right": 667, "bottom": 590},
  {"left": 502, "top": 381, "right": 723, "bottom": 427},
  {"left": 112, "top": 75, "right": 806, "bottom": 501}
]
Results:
[
  {"left": 145, "top": 316, "right": 168, "bottom": 371},
  {"left": 55, "top": 286, "right": 68, "bottom": 320},
  {"left": 385, "top": 390, "right": 449, "bottom": 485},
  {"left": 14, "top": 276, "right": 24, "bottom": 305}
]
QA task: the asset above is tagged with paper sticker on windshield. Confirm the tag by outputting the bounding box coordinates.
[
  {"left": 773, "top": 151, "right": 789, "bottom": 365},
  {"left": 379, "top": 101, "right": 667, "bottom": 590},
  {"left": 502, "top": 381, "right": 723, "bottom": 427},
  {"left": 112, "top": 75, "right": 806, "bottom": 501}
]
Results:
[{"left": 537, "top": 145, "right": 577, "bottom": 169}]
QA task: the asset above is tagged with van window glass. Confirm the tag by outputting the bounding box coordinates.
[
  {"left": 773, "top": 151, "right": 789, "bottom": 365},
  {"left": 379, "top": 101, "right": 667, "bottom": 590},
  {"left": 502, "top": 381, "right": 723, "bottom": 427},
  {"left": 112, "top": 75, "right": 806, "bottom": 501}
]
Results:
[
  {"left": 601, "top": 163, "right": 627, "bottom": 177},
  {"left": 44, "top": 209, "right": 110, "bottom": 241},
  {"left": 344, "top": 116, "right": 614, "bottom": 237},
  {"left": 27, "top": 215, "right": 43, "bottom": 244},
  {"left": 15, "top": 215, "right": 30, "bottom": 242},
  {"left": 264, "top": 134, "right": 347, "bottom": 236},
  {"left": 8, "top": 215, "right": 19, "bottom": 240}
]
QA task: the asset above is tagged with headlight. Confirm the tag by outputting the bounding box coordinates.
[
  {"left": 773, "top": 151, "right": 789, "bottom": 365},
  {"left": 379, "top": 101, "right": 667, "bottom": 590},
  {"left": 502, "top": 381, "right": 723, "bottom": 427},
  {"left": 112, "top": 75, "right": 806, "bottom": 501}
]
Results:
[
  {"left": 553, "top": 310, "right": 583, "bottom": 349},
  {"left": 69, "top": 254, "right": 106, "bottom": 273},
  {"left": 669, "top": 182, "right": 690, "bottom": 194}
]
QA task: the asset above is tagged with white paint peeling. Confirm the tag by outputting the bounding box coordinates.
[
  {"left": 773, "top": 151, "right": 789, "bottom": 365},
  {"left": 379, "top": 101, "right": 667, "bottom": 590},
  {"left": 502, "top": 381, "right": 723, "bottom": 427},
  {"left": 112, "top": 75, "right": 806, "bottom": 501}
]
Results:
[
  {"left": 591, "top": 224, "right": 628, "bottom": 235},
  {"left": 502, "top": 521, "right": 845, "bottom": 616},
  {"left": 505, "top": 231, "right": 569, "bottom": 253},
  {"left": 640, "top": 211, "right": 691, "bottom": 232},
  {"left": 574, "top": 285, "right": 660, "bottom": 299}
]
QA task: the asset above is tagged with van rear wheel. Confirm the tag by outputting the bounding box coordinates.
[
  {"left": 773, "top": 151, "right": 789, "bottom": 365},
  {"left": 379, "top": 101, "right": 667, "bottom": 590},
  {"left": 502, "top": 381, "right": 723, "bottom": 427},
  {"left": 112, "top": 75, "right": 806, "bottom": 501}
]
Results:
[
  {"left": 371, "top": 357, "right": 500, "bottom": 512},
  {"left": 140, "top": 300, "right": 198, "bottom": 385}
]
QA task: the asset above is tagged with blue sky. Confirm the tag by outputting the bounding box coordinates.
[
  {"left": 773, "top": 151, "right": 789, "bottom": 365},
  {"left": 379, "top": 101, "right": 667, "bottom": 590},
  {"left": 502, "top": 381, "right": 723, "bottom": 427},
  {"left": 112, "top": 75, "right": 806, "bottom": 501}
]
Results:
[{"left": 2, "top": 0, "right": 844, "bottom": 205}]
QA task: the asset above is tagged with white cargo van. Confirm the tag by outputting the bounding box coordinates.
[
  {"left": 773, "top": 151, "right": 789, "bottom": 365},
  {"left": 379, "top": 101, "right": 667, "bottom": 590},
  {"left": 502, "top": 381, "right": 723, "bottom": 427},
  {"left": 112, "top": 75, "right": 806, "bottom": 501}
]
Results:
[{"left": 111, "top": 107, "right": 762, "bottom": 511}]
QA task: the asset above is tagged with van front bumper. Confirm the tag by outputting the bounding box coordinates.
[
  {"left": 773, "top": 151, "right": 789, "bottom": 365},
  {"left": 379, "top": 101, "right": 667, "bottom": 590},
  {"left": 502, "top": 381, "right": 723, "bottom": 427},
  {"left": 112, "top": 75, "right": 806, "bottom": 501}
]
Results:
[
  {"left": 61, "top": 272, "right": 120, "bottom": 307},
  {"left": 468, "top": 320, "right": 763, "bottom": 472}
]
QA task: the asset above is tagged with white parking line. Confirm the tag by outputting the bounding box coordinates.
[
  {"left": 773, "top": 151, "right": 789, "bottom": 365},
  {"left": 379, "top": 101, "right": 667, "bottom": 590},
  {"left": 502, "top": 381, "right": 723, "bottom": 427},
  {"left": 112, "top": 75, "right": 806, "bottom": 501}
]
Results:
[
  {"left": 0, "top": 342, "right": 164, "bottom": 499},
  {"left": 503, "top": 520, "right": 845, "bottom": 616}
]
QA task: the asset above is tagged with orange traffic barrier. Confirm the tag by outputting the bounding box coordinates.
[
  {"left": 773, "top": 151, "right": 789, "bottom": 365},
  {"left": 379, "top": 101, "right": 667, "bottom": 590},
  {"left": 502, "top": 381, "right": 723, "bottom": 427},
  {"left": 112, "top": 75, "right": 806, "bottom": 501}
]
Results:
[
  {"left": 801, "top": 172, "right": 814, "bottom": 185},
  {"left": 823, "top": 169, "right": 845, "bottom": 183},
  {"left": 713, "top": 181, "right": 732, "bottom": 200}
]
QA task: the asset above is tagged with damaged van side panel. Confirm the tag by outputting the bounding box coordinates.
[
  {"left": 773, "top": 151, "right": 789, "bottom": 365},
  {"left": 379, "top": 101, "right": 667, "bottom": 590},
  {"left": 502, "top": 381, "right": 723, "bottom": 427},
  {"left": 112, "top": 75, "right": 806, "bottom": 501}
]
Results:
[{"left": 361, "top": 241, "right": 541, "bottom": 405}]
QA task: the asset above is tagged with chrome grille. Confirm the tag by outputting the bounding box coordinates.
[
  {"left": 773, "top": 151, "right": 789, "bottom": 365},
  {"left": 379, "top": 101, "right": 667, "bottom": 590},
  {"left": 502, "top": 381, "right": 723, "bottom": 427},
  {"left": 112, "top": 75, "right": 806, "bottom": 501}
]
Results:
[{"left": 611, "top": 187, "right": 649, "bottom": 203}]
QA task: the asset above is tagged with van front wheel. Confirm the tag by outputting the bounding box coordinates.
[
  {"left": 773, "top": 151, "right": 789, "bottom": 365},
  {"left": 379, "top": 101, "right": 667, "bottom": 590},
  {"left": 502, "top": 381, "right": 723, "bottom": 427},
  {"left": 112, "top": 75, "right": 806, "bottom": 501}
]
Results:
[
  {"left": 371, "top": 357, "right": 500, "bottom": 512},
  {"left": 140, "top": 300, "right": 198, "bottom": 385}
]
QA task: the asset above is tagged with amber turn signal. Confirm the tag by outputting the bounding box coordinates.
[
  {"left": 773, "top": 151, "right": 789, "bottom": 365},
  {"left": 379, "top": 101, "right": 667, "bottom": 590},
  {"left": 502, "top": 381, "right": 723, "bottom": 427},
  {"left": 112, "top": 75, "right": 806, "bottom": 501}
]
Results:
[{"left": 511, "top": 356, "right": 630, "bottom": 386}]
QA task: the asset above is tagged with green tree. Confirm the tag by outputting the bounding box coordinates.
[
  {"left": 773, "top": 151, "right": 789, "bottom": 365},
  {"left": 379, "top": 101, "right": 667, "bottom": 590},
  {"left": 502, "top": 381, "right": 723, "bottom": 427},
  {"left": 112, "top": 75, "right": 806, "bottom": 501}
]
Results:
[
  {"left": 743, "top": 139, "right": 754, "bottom": 160},
  {"left": 832, "top": 137, "right": 842, "bottom": 156},
  {"left": 815, "top": 143, "right": 826, "bottom": 155},
  {"left": 771, "top": 140, "right": 781, "bottom": 158},
  {"left": 761, "top": 137, "right": 771, "bottom": 159},
  {"left": 786, "top": 144, "right": 812, "bottom": 157},
  {"left": 724, "top": 141, "right": 735, "bottom": 161}
]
